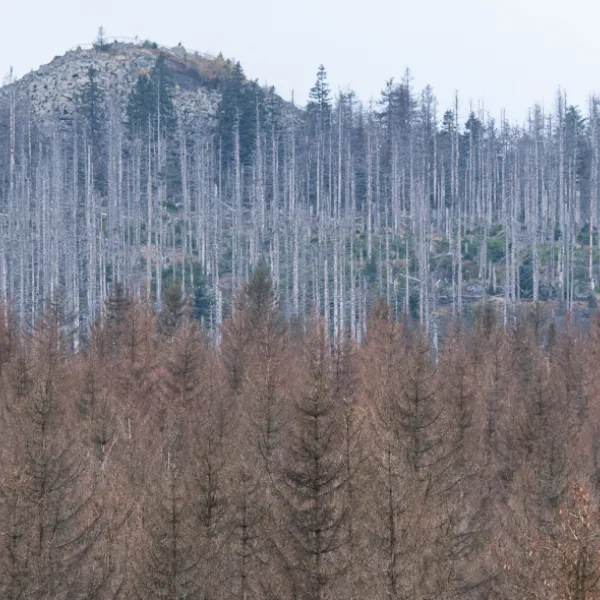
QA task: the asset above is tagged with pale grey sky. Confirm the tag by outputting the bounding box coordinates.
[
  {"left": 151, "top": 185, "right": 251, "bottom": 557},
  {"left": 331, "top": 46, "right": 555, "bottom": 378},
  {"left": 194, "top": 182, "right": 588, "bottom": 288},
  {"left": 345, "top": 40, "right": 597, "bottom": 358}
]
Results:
[{"left": 1, "top": 0, "right": 599, "bottom": 122}]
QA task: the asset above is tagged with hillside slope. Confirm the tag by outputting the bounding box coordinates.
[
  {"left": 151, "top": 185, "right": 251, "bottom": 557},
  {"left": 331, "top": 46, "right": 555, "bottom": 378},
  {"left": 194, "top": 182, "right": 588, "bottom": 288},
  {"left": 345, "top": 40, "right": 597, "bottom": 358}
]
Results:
[{"left": 0, "top": 40, "right": 598, "bottom": 343}]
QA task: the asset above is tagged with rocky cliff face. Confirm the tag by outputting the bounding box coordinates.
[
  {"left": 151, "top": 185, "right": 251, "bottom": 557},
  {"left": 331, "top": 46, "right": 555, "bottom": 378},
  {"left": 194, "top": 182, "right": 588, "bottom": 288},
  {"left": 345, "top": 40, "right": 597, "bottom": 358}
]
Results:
[{"left": 0, "top": 41, "right": 229, "bottom": 127}]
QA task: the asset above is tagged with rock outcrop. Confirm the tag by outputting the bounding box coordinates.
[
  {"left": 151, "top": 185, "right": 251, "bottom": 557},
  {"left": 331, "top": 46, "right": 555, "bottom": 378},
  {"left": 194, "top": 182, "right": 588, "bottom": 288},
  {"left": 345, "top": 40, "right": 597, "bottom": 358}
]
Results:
[{"left": 0, "top": 41, "right": 230, "bottom": 128}]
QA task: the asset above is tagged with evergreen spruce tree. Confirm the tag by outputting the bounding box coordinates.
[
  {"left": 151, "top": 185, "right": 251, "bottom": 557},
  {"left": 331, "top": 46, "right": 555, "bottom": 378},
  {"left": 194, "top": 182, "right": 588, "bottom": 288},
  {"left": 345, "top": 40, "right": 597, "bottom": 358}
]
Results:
[
  {"left": 193, "top": 278, "right": 213, "bottom": 326},
  {"left": 75, "top": 66, "right": 107, "bottom": 193},
  {"left": 216, "top": 62, "right": 264, "bottom": 167},
  {"left": 76, "top": 67, "right": 105, "bottom": 147},
  {"left": 126, "top": 73, "right": 153, "bottom": 137},
  {"left": 306, "top": 64, "right": 332, "bottom": 135},
  {"left": 149, "top": 54, "right": 177, "bottom": 133},
  {"left": 127, "top": 54, "right": 176, "bottom": 139}
]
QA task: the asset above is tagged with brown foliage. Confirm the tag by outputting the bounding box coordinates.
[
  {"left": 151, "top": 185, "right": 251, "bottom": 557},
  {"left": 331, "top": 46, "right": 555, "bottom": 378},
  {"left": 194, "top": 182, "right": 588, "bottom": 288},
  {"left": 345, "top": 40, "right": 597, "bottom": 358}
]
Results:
[{"left": 0, "top": 297, "right": 599, "bottom": 600}]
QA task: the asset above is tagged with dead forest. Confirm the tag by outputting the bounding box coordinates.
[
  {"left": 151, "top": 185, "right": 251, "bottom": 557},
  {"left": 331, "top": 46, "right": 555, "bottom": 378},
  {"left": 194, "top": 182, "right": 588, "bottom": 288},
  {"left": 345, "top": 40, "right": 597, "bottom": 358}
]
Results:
[
  {"left": 1, "top": 43, "right": 600, "bottom": 345},
  {"left": 0, "top": 264, "right": 599, "bottom": 600},
  {"left": 2, "top": 41, "right": 600, "bottom": 600}
]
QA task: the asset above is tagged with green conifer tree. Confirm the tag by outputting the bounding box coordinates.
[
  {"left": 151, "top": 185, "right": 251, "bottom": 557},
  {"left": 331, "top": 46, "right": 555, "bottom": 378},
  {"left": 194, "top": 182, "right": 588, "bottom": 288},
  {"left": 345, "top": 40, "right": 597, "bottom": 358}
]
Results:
[{"left": 75, "top": 66, "right": 107, "bottom": 193}]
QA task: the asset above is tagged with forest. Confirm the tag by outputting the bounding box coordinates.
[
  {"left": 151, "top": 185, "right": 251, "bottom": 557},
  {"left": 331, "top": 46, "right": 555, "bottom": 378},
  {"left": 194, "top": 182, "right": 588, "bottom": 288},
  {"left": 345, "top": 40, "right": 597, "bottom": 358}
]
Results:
[
  {"left": 2, "top": 38, "right": 600, "bottom": 599},
  {"left": 0, "top": 265, "right": 598, "bottom": 600},
  {"left": 0, "top": 40, "right": 599, "bottom": 346}
]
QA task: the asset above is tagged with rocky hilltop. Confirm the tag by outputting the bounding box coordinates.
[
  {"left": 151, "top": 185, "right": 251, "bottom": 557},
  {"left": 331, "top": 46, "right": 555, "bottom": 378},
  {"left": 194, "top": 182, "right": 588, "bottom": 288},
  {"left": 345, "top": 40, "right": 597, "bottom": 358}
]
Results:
[{"left": 0, "top": 40, "right": 234, "bottom": 127}]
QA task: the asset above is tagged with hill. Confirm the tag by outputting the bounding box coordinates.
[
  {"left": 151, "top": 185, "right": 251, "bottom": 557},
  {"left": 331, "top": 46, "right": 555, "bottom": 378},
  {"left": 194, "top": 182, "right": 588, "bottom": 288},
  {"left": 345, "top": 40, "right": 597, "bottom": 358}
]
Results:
[
  {"left": 0, "top": 39, "right": 235, "bottom": 126},
  {"left": 0, "top": 40, "right": 598, "bottom": 343}
]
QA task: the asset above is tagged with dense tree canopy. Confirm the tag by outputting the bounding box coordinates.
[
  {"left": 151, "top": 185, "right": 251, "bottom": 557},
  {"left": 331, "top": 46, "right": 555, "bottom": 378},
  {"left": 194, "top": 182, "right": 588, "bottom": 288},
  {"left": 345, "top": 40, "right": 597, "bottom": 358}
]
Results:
[{"left": 0, "top": 291, "right": 597, "bottom": 599}]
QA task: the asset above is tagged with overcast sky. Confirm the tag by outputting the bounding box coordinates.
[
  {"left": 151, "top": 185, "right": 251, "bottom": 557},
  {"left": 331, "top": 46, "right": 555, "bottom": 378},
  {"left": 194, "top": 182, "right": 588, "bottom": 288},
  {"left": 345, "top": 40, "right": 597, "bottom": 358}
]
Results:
[{"left": 1, "top": 0, "right": 599, "bottom": 122}]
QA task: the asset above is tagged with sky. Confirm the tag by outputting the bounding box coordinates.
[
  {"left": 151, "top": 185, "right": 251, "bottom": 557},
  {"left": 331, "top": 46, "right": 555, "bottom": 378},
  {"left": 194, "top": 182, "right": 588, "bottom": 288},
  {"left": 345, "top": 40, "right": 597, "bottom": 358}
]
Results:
[{"left": 1, "top": 0, "right": 600, "bottom": 123}]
